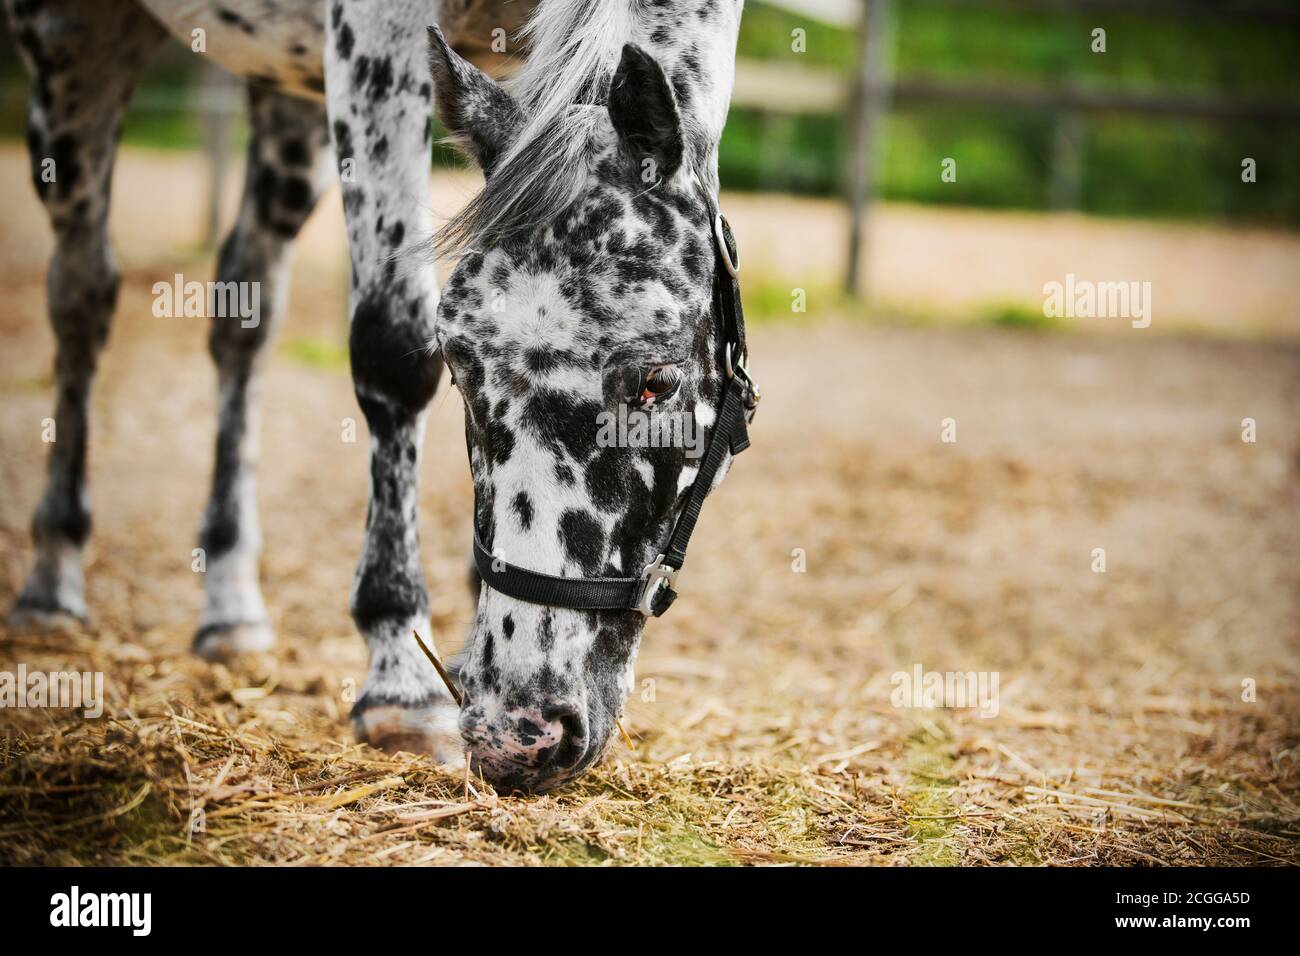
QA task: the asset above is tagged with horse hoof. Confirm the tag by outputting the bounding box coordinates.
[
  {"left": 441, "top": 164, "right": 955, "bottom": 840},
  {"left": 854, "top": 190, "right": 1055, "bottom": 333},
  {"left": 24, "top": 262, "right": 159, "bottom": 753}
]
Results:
[
  {"left": 192, "top": 621, "right": 276, "bottom": 661},
  {"left": 354, "top": 703, "right": 464, "bottom": 765}
]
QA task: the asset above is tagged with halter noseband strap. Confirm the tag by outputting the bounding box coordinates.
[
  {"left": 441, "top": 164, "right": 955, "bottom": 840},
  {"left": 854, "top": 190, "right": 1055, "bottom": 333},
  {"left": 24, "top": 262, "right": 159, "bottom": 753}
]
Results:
[{"left": 471, "top": 210, "right": 760, "bottom": 618}]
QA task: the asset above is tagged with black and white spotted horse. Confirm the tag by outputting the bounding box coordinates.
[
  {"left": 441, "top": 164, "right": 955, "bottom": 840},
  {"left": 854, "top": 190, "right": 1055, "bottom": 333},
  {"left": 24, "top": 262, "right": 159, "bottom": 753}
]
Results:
[{"left": 5, "top": 0, "right": 753, "bottom": 791}]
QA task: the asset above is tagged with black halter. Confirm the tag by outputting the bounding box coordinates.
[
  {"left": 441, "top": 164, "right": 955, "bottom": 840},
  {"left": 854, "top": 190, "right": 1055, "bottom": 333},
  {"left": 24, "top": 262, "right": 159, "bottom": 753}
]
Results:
[{"left": 472, "top": 210, "right": 760, "bottom": 618}]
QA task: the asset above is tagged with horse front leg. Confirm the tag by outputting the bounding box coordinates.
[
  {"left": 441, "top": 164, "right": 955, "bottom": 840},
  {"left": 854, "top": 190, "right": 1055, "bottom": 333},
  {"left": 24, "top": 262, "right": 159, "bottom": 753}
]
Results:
[{"left": 325, "top": 0, "right": 459, "bottom": 760}]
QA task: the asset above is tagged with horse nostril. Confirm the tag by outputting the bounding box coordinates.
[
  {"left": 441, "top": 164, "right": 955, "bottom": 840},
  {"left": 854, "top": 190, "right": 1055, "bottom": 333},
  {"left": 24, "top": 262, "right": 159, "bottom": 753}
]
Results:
[
  {"left": 558, "top": 710, "right": 586, "bottom": 740},
  {"left": 550, "top": 710, "right": 587, "bottom": 772}
]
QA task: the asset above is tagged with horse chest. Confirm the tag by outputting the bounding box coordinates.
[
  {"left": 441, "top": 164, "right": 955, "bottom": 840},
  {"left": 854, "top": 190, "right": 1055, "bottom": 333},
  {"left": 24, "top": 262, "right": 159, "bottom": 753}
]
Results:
[{"left": 138, "top": 0, "right": 327, "bottom": 99}]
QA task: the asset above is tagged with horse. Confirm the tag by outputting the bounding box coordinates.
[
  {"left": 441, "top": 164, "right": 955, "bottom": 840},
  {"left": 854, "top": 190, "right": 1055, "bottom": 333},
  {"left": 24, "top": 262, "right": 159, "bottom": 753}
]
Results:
[{"left": 4, "top": 0, "right": 754, "bottom": 792}]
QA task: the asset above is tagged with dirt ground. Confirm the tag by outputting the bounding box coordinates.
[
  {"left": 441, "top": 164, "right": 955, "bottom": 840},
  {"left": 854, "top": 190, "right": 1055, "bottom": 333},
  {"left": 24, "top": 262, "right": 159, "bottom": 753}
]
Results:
[{"left": 1, "top": 148, "right": 1298, "bottom": 865}]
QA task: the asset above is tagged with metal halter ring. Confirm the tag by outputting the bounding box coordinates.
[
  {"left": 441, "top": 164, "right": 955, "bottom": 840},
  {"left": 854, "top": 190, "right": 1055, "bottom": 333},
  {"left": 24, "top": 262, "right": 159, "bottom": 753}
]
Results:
[
  {"left": 637, "top": 554, "right": 679, "bottom": 617},
  {"left": 726, "top": 342, "right": 761, "bottom": 407},
  {"left": 714, "top": 214, "right": 739, "bottom": 278},
  {"left": 725, "top": 341, "right": 746, "bottom": 379}
]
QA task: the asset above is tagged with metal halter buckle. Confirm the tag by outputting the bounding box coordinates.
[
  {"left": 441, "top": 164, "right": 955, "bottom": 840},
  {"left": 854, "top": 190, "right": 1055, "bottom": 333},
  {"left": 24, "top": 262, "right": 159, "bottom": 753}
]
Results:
[
  {"left": 714, "top": 214, "right": 739, "bottom": 277},
  {"left": 637, "top": 554, "right": 679, "bottom": 617},
  {"left": 725, "top": 342, "right": 762, "bottom": 407}
]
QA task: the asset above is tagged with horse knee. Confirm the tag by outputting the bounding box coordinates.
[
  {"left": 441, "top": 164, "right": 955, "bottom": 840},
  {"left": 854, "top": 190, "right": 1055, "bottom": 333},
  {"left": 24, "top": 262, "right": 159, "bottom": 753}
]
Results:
[
  {"left": 348, "top": 291, "right": 443, "bottom": 427},
  {"left": 205, "top": 233, "right": 276, "bottom": 368},
  {"left": 47, "top": 245, "right": 119, "bottom": 370}
]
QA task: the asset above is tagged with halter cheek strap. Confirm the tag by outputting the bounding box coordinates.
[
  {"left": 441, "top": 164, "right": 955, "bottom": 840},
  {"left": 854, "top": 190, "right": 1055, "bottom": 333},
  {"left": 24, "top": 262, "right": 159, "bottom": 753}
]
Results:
[{"left": 472, "top": 211, "right": 760, "bottom": 618}]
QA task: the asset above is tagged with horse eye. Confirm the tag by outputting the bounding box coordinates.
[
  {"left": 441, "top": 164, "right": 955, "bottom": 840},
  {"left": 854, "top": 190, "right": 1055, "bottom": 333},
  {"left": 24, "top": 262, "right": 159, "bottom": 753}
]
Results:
[{"left": 640, "top": 364, "right": 682, "bottom": 403}]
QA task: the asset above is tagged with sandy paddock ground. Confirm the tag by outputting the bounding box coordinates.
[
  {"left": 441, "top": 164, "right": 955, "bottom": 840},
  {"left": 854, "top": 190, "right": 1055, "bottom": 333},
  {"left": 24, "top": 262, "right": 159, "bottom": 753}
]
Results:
[{"left": 0, "top": 148, "right": 1297, "bottom": 865}]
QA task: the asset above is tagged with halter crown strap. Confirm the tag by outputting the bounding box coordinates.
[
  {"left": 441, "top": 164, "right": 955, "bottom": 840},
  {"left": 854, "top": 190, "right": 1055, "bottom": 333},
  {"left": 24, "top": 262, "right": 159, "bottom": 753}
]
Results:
[{"left": 471, "top": 211, "right": 758, "bottom": 618}]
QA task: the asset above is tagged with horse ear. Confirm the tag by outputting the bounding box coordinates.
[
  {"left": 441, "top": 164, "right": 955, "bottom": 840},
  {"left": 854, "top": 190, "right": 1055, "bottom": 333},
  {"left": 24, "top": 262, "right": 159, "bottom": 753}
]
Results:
[
  {"left": 427, "top": 25, "right": 522, "bottom": 174},
  {"left": 608, "top": 44, "right": 685, "bottom": 183}
]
